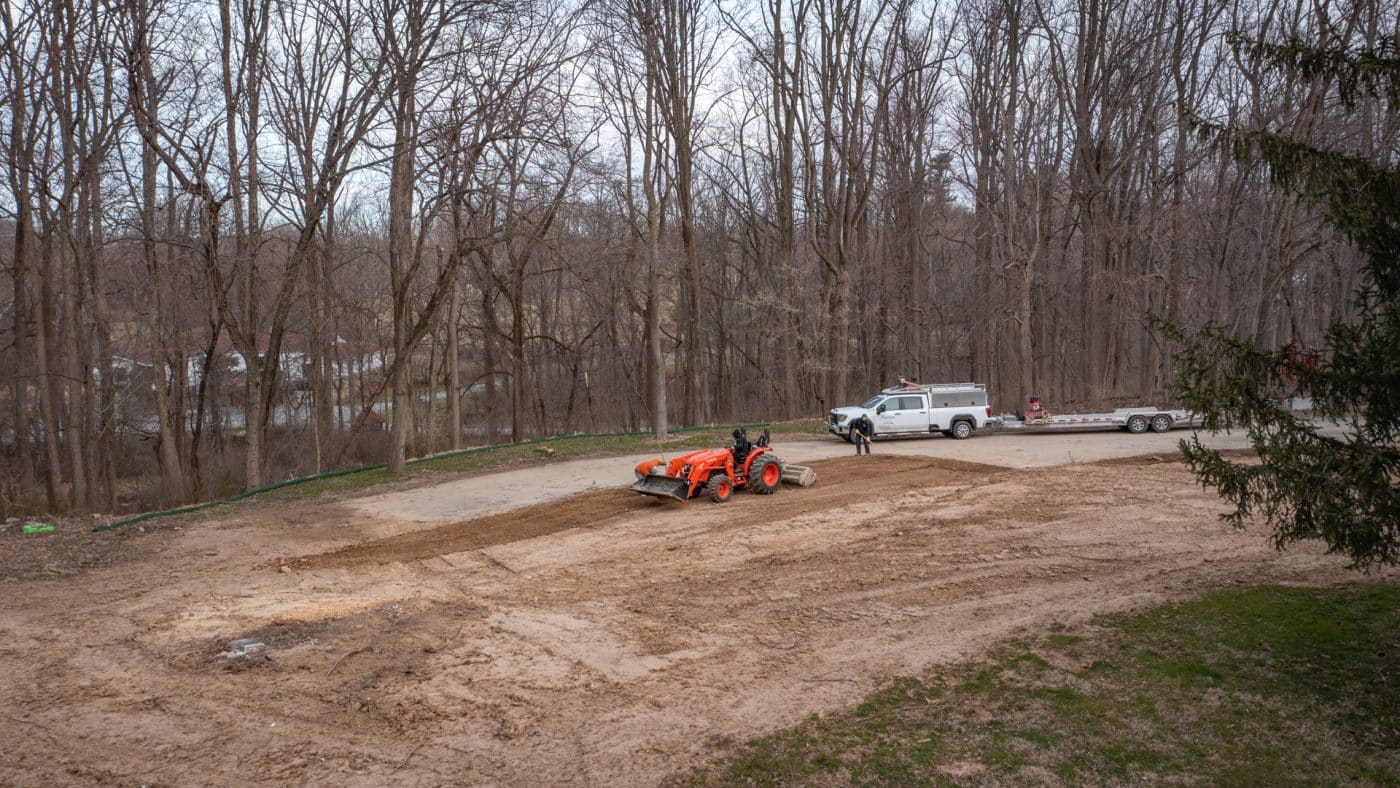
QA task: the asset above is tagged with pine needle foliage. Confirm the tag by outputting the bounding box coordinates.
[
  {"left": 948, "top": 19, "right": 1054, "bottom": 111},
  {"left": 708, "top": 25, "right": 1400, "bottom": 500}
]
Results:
[{"left": 1157, "top": 31, "right": 1399, "bottom": 570}]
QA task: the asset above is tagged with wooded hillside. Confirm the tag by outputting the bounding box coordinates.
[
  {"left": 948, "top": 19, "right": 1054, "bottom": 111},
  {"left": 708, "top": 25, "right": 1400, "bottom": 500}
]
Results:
[{"left": 1, "top": 0, "right": 1393, "bottom": 513}]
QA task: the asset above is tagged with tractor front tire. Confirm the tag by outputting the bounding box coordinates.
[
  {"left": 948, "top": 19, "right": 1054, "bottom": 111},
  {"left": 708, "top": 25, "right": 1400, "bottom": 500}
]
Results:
[
  {"left": 746, "top": 455, "right": 782, "bottom": 495},
  {"left": 706, "top": 474, "right": 734, "bottom": 503}
]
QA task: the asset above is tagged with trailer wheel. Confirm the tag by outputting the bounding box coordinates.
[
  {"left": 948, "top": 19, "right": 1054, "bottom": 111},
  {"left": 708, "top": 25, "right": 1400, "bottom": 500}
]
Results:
[
  {"left": 746, "top": 455, "right": 781, "bottom": 495},
  {"left": 951, "top": 420, "right": 974, "bottom": 440},
  {"left": 1127, "top": 415, "right": 1149, "bottom": 434},
  {"left": 1150, "top": 414, "right": 1173, "bottom": 433},
  {"left": 706, "top": 473, "right": 734, "bottom": 503}
]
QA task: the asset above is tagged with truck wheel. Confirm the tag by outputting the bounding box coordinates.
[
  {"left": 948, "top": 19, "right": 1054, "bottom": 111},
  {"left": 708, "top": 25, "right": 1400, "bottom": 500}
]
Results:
[
  {"left": 1151, "top": 414, "right": 1173, "bottom": 433},
  {"left": 746, "top": 455, "right": 781, "bottom": 494},
  {"left": 1127, "top": 415, "right": 1149, "bottom": 434},
  {"left": 706, "top": 473, "right": 733, "bottom": 503},
  {"left": 841, "top": 431, "right": 852, "bottom": 443},
  {"left": 951, "top": 420, "right": 973, "bottom": 440}
]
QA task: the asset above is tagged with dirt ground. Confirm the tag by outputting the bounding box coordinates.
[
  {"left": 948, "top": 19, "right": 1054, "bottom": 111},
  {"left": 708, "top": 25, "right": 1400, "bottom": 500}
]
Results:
[
  {"left": 0, "top": 433, "right": 1386, "bottom": 785},
  {"left": 345, "top": 427, "right": 1265, "bottom": 524}
]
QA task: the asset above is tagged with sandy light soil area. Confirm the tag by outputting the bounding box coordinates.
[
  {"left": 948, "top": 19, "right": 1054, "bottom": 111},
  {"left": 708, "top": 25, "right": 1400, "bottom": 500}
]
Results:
[{"left": 0, "top": 431, "right": 1384, "bottom": 785}]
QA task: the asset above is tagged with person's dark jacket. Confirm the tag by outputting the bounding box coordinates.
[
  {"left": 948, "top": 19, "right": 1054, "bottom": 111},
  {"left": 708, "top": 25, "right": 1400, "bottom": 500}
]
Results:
[
  {"left": 732, "top": 428, "right": 753, "bottom": 463},
  {"left": 851, "top": 415, "right": 874, "bottom": 439}
]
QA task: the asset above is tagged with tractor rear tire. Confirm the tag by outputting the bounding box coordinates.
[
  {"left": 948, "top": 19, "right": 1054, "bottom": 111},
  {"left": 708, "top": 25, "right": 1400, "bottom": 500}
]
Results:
[
  {"left": 747, "top": 455, "right": 781, "bottom": 495},
  {"left": 706, "top": 473, "right": 734, "bottom": 503}
]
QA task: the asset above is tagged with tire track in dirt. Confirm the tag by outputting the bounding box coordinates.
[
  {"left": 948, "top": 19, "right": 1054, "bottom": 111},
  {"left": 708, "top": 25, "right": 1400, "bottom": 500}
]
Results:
[{"left": 291, "top": 455, "right": 1008, "bottom": 570}]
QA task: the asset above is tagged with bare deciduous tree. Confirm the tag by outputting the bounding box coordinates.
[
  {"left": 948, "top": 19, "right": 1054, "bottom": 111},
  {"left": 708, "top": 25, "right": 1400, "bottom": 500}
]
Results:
[{"left": 1, "top": 0, "right": 1393, "bottom": 515}]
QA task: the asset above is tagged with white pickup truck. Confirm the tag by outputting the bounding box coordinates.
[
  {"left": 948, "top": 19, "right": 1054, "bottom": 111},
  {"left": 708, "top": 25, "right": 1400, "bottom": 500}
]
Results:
[{"left": 828, "top": 383, "right": 993, "bottom": 441}]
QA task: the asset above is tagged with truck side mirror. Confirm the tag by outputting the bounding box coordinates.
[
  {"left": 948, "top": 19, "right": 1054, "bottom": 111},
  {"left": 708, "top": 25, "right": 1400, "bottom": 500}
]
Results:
[{"left": 876, "top": 404, "right": 886, "bottom": 414}]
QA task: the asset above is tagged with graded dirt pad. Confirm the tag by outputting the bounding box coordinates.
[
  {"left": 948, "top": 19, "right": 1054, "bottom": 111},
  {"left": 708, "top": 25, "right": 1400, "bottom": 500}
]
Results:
[
  {"left": 0, "top": 446, "right": 1387, "bottom": 786},
  {"left": 290, "top": 488, "right": 659, "bottom": 570},
  {"left": 293, "top": 455, "right": 1003, "bottom": 570}
]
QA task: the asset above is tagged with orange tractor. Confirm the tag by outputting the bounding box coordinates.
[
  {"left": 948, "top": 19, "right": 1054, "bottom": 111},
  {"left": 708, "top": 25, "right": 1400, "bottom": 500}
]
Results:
[{"left": 631, "top": 428, "right": 784, "bottom": 503}]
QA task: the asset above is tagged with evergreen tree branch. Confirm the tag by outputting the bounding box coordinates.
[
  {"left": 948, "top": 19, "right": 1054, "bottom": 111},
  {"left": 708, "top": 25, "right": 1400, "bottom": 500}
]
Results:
[{"left": 1160, "top": 32, "right": 1400, "bottom": 570}]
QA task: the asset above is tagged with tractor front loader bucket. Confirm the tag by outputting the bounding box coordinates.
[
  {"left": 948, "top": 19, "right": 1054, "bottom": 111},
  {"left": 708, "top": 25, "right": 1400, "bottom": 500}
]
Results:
[{"left": 631, "top": 474, "right": 691, "bottom": 501}]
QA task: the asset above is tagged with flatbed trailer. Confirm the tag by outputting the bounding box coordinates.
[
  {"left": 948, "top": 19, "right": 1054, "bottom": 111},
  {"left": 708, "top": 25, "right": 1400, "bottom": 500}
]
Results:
[{"left": 991, "top": 407, "right": 1197, "bottom": 434}]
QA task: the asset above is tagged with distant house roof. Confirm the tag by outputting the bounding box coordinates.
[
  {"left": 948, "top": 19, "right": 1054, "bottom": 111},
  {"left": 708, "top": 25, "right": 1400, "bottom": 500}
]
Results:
[
  {"left": 116, "top": 328, "right": 382, "bottom": 368},
  {"left": 256, "top": 332, "right": 380, "bottom": 359}
]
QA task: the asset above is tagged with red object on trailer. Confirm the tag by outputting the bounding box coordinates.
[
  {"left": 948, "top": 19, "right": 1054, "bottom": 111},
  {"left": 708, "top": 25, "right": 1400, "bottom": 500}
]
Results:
[{"left": 1019, "top": 394, "right": 1053, "bottom": 424}]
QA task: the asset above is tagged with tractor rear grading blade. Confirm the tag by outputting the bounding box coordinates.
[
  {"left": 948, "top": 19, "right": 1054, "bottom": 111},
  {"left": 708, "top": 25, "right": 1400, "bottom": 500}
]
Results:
[
  {"left": 631, "top": 474, "right": 690, "bottom": 501},
  {"left": 781, "top": 464, "right": 817, "bottom": 487}
]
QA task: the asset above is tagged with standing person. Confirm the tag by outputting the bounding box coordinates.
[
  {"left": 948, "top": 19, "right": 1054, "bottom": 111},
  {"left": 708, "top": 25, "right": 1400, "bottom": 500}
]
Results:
[{"left": 850, "top": 414, "right": 873, "bottom": 455}]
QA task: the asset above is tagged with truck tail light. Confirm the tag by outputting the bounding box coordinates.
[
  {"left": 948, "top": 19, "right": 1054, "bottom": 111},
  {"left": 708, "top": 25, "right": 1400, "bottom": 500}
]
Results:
[{"left": 986, "top": 406, "right": 992, "bottom": 417}]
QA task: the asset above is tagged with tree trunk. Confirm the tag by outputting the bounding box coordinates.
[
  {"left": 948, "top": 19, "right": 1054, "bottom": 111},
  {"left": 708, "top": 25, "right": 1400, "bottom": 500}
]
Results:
[
  {"left": 387, "top": 65, "right": 416, "bottom": 473},
  {"left": 448, "top": 278, "right": 462, "bottom": 450},
  {"left": 1005, "top": 1, "right": 1034, "bottom": 402},
  {"left": 645, "top": 134, "right": 668, "bottom": 440},
  {"left": 243, "top": 365, "right": 265, "bottom": 488},
  {"left": 140, "top": 89, "right": 185, "bottom": 499},
  {"left": 34, "top": 237, "right": 64, "bottom": 509},
  {"left": 511, "top": 262, "right": 526, "bottom": 441},
  {"left": 9, "top": 176, "right": 33, "bottom": 494},
  {"left": 826, "top": 267, "right": 851, "bottom": 407},
  {"left": 308, "top": 230, "right": 328, "bottom": 473},
  {"left": 482, "top": 284, "right": 500, "bottom": 443},
  {"left": 59, "top": 244, "right": 89, "bottom": 511}
]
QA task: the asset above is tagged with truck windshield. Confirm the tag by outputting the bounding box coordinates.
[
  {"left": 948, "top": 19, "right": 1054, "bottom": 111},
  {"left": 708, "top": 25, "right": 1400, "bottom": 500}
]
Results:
[{"left": 861, "top": 396, "right": 884, "bottom": 409}]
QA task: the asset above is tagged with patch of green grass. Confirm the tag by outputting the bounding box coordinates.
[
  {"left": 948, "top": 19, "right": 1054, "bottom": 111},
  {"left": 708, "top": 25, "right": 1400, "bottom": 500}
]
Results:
[
  {"left": 681, "top": 584, "right": 1400, "bottom": 786},
  {"left": 254, "top": 419, "right": 826, "bottom": 504}
]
